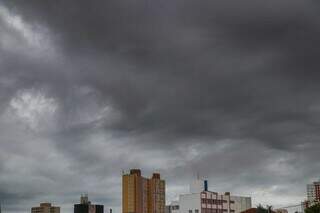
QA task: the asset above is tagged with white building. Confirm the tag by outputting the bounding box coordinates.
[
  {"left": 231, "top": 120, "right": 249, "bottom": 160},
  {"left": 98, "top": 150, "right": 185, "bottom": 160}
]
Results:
[
  {"left": 166, "top": 201, "right": 180, "bottom": 213},
  {"left": 230, "top": 196, "right": 252, "bottom": 213},
  {"left": 166, "top": 179, "right": 251, "bottom": 213},
  {"left": 307, "top": 184, "right": 316, "bottom": 202}
]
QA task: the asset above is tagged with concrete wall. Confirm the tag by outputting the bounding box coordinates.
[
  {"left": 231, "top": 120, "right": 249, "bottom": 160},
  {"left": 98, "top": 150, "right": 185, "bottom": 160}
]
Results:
[
  {"left": 179, "top": 193, "right": 201, "bottom": 213},
  {"left": 231, "top": 196, "right": 252, "bottom": 213}
]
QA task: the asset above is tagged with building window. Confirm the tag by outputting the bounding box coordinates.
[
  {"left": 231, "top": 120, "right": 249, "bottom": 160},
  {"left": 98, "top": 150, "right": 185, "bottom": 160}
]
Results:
[
  {"left": 189, "top": 210, "right": 192, "bottom": 213},
  {"left": 195, "top": 209, "right": 199, "bottom": 213}
]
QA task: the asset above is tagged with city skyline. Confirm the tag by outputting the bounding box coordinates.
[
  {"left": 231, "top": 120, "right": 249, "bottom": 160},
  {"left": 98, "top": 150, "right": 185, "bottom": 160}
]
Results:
[
  {"left": 0, "top": 169, "right": 313, "bottom": 213},
  {"left": 0, "top": 0, "right": 320, "bottom": 213}
]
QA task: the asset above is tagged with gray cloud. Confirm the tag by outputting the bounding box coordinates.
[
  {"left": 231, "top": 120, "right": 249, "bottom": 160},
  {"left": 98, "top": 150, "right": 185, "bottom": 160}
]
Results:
[{"left": 0, "top": 0, "right": 320, "bottom": 212}]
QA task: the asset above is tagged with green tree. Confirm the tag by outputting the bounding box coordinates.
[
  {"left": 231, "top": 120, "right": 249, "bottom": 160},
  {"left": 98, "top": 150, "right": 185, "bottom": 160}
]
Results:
[{"left": 305, "top": 203, "right": 320, "bottom": 213}]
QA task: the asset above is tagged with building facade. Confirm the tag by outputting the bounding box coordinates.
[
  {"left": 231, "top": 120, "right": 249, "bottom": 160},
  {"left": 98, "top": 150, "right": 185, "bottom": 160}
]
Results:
[
  {"left": 166, "top": 179, "right": 251, "bottom": 213},
  {"left": 74, "top": 194, "right": 103, "bottom": 213},
  {"left": 181, "top": 191, "right": 234, "bottom": 213},
  {"left": 302, "top": 180, "right": 320, "bottom": 212},
  {"left": 122, "top": 169, "right": 165, "bottom": 213},
  {"left": 31, "top": 203, "right": 60, "bottom": 213},
  {"left": 307, "top": 181, "right": 320, "bottom": 203},
  {"left": 166, "top": 201, "right": 180, "bottom": 213}
]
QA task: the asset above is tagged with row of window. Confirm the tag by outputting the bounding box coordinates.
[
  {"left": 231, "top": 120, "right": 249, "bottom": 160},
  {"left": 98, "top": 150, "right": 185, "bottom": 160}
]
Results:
[
  {"left": 171, "top": 205, "right": 179, "bottom": 210},
  {"left": 202, "top": 209, "right": 235, "bottom": 213},
  {"left": 201, "top": 199, "right": 227, "bottom": 205},
  {"left": 188, "top": 210, "right": 233, "bottom": 213}
]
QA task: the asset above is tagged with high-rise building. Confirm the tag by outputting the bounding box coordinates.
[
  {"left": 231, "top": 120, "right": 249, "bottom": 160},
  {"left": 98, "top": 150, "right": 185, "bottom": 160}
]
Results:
[
  {"left": 302, "top": 180, "right": 320, "bottom": 212},
  {"left": 307, "top": 181, "right": 320, "bottom": 202},
  {"left": 31, "top": 203, "right": 60, "bottom": 213},
  {"left": 122, "top": 169, "right": 165, "bottom": 213},
  {"left": 74, "top": 194, "right": 104, "bottom": 213}
]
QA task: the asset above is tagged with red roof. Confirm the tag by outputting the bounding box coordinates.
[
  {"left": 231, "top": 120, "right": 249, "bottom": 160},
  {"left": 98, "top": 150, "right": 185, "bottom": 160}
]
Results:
[{"left": 241, "top": 208, "right": 276, "bottom": 213}]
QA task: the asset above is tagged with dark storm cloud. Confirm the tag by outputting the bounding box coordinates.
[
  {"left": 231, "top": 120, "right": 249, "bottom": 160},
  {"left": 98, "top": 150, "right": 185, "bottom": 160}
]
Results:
[
  {"left": 6, "top": 0, "right": 317, "bottom": 144},
  {"left": 0, "top": 0, "right": 320, "bottom": 212}
]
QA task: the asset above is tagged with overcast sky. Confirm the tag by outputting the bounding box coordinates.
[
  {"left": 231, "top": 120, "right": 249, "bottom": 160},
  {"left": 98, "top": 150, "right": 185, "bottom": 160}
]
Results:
[{"left": 0, "top": 0, "right": 320, "bottom": 212}]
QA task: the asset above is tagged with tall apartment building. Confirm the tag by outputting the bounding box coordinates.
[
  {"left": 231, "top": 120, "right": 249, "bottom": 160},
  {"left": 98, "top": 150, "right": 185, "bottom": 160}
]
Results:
[
  {"left": 166, "top": 178, "right": 251, "bottom": 213},
  {"left": 74, "top": 194, "right": 104, "bottom": 213},
  {"left": 301, "top": 180, "right": 320, "bottom": 212},
  {"left": 122, "top": 169, "right": 165, "bottom": 213},
  {"left": 307, "top": 181, "right": 320, "bottom": 202},
  {"left": 31, "top": 203, "right": 60, "bottom": 213}
]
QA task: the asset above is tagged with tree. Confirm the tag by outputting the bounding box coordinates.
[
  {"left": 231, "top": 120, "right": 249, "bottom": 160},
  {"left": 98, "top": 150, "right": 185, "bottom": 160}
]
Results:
[
  {"left": 257, "top": 204, "right": 273, "bottom": 213},
  {"left": 305, "top": 203, "right": 320, "bottom": 213}
]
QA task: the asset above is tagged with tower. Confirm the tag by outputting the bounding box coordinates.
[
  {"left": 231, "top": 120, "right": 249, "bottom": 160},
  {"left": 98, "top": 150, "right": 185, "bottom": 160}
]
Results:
[{"left": 122, "top": 169, "right": 165, "bottom": 213}]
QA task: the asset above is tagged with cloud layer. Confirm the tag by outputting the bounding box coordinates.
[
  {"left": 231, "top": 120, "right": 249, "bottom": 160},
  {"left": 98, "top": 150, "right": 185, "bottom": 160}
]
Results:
[{"left": 1, "top": 1, "right": 320, "bottom": 212}]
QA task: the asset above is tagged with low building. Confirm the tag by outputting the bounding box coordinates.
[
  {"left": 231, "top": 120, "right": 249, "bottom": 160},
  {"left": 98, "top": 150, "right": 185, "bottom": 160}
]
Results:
[
  {"left": 240, "top": 208, "right": 256, "bottom": 213},
  {"left": 240, "top": 208, "right": 275, "bottom": 213},
  {"left": 166, "top": 201, "right": 180, "bottom": 213},
  {"left": 74, "top": 194, "right": 103, "bottom": 213},
  {"left": 307, "top": 181, "right": 320, "bottom": 203},
  {"left": 274, "top": 209, "right": 288, "bottom": 213},
  {"left": 166, "top": 178, "right": 252, "bottom": 213},
  {"left": 31, "top": 203, "right": 60, "bottom": 213}
]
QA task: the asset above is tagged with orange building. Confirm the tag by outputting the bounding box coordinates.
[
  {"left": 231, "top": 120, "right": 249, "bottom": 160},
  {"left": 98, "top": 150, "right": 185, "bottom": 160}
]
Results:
[
  {"left": 123, "top": 169, "right": 165, "bottom": 213},
  {"left": 31, "top": 203, "right": 60, "bottom": 213}
]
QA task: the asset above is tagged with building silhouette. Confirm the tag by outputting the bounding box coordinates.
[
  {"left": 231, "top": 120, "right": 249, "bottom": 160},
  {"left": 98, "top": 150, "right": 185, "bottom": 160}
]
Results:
[{"left": 74, "top": 194, "right": 103, "bottom": 213}]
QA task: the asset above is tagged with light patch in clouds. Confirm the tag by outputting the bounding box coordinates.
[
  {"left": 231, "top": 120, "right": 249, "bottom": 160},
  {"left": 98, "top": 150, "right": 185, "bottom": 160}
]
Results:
[
  {"left": 9, "top": 89, "right": 58, "bottom": 131},
  {"left": 0, "top": 5, "right": 55, "bottom": 56}
]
